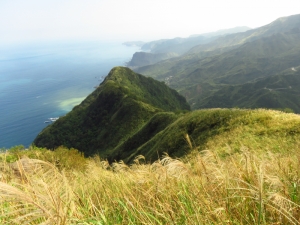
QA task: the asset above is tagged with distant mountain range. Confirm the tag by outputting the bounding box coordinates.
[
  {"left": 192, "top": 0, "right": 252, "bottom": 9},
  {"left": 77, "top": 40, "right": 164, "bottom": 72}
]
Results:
[
  {"left": 189, "top": 26, "right": 252, "bottom": 38},
  {"left": 141, "top": 26, "right": 251, "bottom": 54},
  {"left": 135, "top": 14, "right": 300, "bottom": 113},
  {"left": 125, "top": 26, "right": 251, "bottom": 68}
]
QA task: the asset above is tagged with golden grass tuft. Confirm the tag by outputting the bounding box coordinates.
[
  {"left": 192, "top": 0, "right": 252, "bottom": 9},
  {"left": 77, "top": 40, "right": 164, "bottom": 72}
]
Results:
[{"left": 1, "top": 145, "right": 300, "bottom": 224}]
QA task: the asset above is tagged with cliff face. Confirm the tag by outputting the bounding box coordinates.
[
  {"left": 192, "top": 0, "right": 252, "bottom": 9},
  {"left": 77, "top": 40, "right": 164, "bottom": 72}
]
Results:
[{"left": 33, "top": 67, "right": 190, "bottom": 160}]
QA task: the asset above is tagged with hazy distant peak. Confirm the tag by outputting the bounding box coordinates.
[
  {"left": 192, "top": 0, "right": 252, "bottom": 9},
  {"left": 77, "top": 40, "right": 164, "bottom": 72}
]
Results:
[
  {"left": 189, "top": 26, "right": 252, "bottom": 38},
  {"left": 262, "top": 13, "right": 300, "bottom": 30},
  {"left": 238, "top": 13, "right": 300, "bottom": 44},
  {"left": 274, "top": 13, "right": 300, "bottom": 22},
  {"left": 140, "top": 26, "right": 252, "bottom": 54}
]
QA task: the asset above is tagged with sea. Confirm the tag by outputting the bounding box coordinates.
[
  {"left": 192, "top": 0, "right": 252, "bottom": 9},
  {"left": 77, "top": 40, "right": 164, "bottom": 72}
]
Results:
[{"left": 0, "top": 40, "right": 140, "bottom": 149}]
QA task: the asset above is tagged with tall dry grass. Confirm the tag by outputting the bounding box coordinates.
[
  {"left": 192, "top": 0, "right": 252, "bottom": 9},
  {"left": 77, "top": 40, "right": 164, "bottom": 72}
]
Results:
[{"left": 1, "top": 146, "right": 300, "bottom": 224}]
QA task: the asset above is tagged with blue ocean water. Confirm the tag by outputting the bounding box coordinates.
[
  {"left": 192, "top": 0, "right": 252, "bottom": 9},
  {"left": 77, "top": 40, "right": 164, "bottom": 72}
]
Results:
[{"left": 0, "top": 41, "right": 139, "bottom": 149}]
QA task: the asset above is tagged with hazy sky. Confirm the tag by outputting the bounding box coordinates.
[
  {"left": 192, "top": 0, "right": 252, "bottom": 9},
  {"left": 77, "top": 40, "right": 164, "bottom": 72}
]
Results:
[{"left": 0, "top": 0, "right": 299, "bottom": 45}]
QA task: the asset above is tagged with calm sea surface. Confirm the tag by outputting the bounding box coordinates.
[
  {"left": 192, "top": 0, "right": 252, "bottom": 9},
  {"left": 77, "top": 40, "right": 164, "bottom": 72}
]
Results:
[{"left": 0, "top": 41, "right": 139, "bottom": 149}]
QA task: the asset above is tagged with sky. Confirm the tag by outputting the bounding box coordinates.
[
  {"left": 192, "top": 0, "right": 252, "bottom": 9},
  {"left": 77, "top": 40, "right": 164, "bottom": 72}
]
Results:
[{"left": 0, "top": 0, "right": 299, "bottom": 45}]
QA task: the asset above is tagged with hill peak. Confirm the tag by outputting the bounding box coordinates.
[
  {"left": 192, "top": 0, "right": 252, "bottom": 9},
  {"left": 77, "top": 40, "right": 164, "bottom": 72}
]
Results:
[{"left": 33, "top": 67, "right": 190, "bottom": 159}]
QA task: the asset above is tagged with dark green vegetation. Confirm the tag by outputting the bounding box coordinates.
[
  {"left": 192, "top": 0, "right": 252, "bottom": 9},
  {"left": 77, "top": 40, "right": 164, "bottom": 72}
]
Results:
[
  {"left": 135, "top": 14, "right": 300, "bottom": 112},
  {"left": 198, "top": 68, "right": 300, "bottom": 111},
  {"left": 33, "top": 67, "right": 190, "bottom": 161}
]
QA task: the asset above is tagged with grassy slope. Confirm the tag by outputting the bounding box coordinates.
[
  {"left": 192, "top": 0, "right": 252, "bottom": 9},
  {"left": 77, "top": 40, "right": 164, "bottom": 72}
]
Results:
[
  {"left": 110, "top": 112, "right": 180, "bottom": 162},
  {"left": 131, "top": 108, "right": 300, "bottom": 162},
  {"left": 2, "top": 108, "right": 300, "bottom": 224},
  {"left": 33, "top": 67, "right": 190, "bottom": 159}
]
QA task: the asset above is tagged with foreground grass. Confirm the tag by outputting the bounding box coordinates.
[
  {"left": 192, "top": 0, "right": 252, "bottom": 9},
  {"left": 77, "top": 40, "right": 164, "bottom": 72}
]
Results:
[{"left": 1, "top": 145, "right": 300, "bottom": 224}]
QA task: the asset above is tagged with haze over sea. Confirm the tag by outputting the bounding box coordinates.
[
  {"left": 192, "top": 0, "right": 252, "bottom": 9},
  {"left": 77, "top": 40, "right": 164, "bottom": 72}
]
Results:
[{"left": 0, "top": 41, "right": 139, "bottom": 149}]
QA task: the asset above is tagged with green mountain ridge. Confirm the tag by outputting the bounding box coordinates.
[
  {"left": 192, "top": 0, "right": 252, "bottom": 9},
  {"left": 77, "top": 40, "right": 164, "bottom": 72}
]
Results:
[{"left": 33, "top": 67, "right": 190, "bottom": 160}]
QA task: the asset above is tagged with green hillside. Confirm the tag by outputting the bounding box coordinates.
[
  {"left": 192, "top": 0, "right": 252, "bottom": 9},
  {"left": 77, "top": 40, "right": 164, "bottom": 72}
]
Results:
[
  {"left": 33, "top": 67, "right": 190, "bottom": 159},
  {"left": 197, "top": 68, "right": 300, "bottom": 112},
  {"left": 122, "top": 108, "right": 300, "bottom": 162}
]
